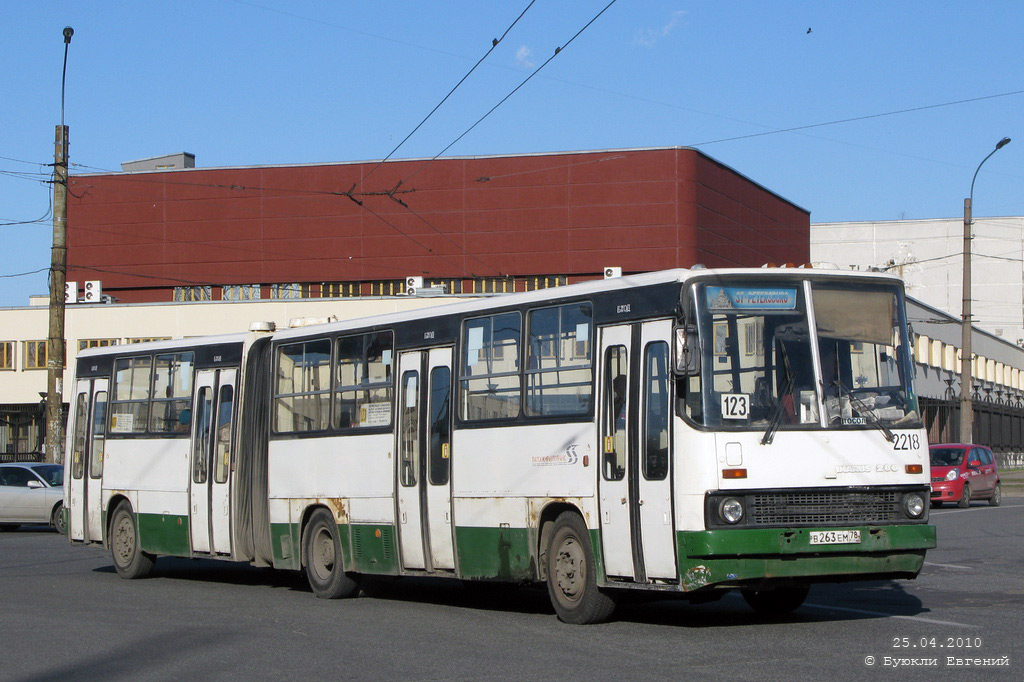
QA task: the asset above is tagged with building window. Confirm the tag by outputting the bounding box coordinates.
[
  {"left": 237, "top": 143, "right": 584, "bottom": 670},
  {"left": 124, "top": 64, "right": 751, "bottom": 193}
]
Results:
[
  {"left": 322, "top": 282, "right": 361, "bottom": 298},
  {"left": 370, "top": 280, "right": 406, "bottom": 296},
  {"left": 424, "top": 279, "right": 462, "bottom": 294},
  {"left": 174, "top": 286, "right": 212, "bottom": 302},
  {"left": 23, "top": 341, "right": 49, "bottom": 370},
  {"left": 270, "top": 283, "right": 310, "bottom": 299},
  {"left": 0, "top": 342, "right": 13, "bottom": 370},
  {"left": 524, "top": 275, "right": 567, "bottom": 291},
  {"left": 471, "top": 278, "right": 516, "bottom": 294},
  {"left": 79, "top": 338, "right": 119, "bottom": 351},
  {"left": 222, "top": 284, "right": 261, "bottom": 301},
  {"left": 127, "top": 337, "right": 172, "bottom": 344}
]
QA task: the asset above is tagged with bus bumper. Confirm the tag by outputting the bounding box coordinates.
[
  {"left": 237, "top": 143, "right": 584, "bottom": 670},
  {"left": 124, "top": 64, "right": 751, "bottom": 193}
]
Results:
[{"left": 676, "top": 524, "right": 936, "bottom": 591}]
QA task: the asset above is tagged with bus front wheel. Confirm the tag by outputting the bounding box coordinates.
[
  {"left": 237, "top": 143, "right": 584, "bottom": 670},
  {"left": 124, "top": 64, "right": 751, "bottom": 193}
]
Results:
[
  {"left": 110, "top": 502, "right": 155, "bottom": 579},
  {"left": 302, "top": 508, "right": 359, "bottom": 599},
  {"left": 545, "top": 512, "right": 615, "bottom": 624}
]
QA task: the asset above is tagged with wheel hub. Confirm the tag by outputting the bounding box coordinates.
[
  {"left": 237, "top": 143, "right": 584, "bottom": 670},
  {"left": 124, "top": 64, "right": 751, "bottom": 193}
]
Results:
[{"left": 554, "top": 537, "right": 585, "bottom": 602}]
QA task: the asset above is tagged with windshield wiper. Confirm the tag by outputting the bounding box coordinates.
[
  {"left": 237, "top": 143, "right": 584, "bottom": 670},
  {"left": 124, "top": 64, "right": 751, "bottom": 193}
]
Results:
[
  {"left": 761, "top": 341, "right": 796, "bottom": 446},
  {"left": 829, "top": 380, "right": 895, "bottom": 442}
]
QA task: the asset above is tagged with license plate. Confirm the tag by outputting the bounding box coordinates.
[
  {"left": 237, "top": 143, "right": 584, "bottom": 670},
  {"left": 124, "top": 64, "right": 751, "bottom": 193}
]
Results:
[{"left": 809, "top": 530, "right": 861, "bottom": 545}]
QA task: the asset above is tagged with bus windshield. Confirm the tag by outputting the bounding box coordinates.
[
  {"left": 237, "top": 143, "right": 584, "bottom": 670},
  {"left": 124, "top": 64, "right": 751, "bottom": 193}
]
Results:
[{"left": 684, "top": 279, "right": 921, "bottom": 432}]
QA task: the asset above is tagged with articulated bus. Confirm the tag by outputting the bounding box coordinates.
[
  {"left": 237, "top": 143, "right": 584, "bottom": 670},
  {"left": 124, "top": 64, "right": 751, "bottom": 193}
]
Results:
[{"left": 65, "top": 268, "right": 935, "bottom": 623}]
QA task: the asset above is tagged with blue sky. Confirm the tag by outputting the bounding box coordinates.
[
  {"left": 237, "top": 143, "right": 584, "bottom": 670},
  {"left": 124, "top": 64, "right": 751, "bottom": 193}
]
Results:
[{"left": 2, "top": 1, "right": 1020, "bottom": 306}]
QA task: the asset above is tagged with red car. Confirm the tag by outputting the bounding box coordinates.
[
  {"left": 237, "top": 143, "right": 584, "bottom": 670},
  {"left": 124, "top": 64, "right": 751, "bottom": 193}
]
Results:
[{"left": 929, "top": 444, "right": 1001, "bottom": 508}]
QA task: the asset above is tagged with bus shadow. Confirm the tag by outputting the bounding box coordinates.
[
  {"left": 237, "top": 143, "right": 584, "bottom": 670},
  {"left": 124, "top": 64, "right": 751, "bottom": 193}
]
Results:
[
  {"left": 90, "top": 558, "right": 931, "bottom": 627},
  {"left": 92, "top": 556, "right": 310, "bottom": 591},
  {"left": 360, "top": 576, "right": 555, "bottom": 616},
  {"left": 610, "top": 580, "right": 930, "bottom": 628}
]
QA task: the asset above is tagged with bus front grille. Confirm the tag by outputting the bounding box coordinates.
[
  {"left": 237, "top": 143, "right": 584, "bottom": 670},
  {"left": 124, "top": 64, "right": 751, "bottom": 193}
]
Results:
[{"left": 749, "top": 490, "right": 901, "bottom": 525}]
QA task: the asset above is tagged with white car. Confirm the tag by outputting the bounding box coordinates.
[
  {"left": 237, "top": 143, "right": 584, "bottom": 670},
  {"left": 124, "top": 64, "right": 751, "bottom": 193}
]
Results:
[{"left": 0, "top": 462, "right": 66, "bottom": 534}]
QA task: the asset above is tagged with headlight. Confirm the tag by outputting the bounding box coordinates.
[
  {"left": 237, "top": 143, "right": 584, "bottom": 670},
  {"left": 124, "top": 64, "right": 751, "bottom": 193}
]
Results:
[
  {"left": 944, "top": 468, "right": 959, "bottom": 481},
  {"left": 719, "top": 497, "right": 744, "bottom": 524},
  {"left": 903, "top": 493, "right": 926, "bottom": 519}
]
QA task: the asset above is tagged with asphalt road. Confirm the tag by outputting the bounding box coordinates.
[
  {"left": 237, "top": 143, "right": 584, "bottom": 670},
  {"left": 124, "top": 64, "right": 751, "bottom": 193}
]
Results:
[{"left": 2, "top": 498, "right": 1021, "bottom": 681}]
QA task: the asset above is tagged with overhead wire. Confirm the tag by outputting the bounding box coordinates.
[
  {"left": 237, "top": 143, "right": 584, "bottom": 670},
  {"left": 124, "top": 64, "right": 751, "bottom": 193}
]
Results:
[
  {"left": 355, "top": 0, "right": 539, "bottom": 192},
  {"left": 397, "top": 0, "right": 620, "bottom": 189}
]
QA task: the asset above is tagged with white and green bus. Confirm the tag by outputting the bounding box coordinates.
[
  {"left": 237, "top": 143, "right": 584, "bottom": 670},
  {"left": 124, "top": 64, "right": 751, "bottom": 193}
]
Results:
[{"left": 65, "top": 267, "right": 935, "bottom": 623}]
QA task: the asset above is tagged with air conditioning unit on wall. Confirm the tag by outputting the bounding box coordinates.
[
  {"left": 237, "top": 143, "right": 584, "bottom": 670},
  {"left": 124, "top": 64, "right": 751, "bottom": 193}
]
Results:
[
  {"left": 406, "top": 276, "right": 424, "bottom": 295},
  {"left": 83, "top": 280, "right": 103, "bottom": 303},
  {"left": 603, "top": 267, "right": 622, "bottom": 279}
]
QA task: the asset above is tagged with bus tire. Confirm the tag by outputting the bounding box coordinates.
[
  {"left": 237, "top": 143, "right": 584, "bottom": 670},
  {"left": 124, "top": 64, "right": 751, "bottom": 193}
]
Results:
[
  {"left": 741, "top": 585, "right": 809, "bottom": 617},
  {"left": 110, "top": 502, "right": 155, "bottom": 579},
  {"left": 957, "top": 483, "right": 971, "bottom": 509},
  {"left": 545, "top": 511, "right": 615, "bottom": 624},
  {"left": 302, "top": 508, "right": 359, "bottom": 599}
]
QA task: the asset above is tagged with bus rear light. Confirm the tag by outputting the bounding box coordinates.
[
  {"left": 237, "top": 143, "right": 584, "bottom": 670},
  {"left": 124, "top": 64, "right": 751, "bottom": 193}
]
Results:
[
  {"left": 722, "top": 468, "right": 747, "bottom": 479},
  {"left": 905, "top": 464, "right": 923, "bottom": 474}
]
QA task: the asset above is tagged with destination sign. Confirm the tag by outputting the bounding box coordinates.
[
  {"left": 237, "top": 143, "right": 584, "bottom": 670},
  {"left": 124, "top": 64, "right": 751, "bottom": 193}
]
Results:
[{"left": 706, "top": 286, "right": 798, "bottom": 311}]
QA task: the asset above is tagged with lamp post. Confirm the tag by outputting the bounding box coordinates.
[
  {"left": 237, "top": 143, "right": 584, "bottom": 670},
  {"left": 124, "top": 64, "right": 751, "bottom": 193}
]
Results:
[
  {"left": 960, "top": 136, "right": 1011, "bottom": 444},
  {"left": 45, "top": 26, "right": 73, "bottom": 464}
]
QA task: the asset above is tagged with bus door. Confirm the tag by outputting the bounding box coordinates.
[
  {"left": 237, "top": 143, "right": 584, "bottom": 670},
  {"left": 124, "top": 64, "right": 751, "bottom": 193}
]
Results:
[
  {"left": 68, "top": 378, "right": 107, "bottom": 543},
  {"left": 598, "top": 320, "right": 677, "bottom": 582},
  {"left": 396, "top": 347, "right": 455, "bottom": 572},
  {"left": 189, "top": 368, "right": 236, "bottom": 555}
]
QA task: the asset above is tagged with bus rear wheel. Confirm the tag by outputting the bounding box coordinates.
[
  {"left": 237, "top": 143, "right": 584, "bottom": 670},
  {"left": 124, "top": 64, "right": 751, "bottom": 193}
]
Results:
[
  {"left": 110, "top": 502, "right": 155, "bottom": 579},
  {"left": 741, "top": 585, "right": 809, "bottom": 617},
  {"left": 545, "top": 512, "right": 615, "bottom": 624},
  {"left": 302, "top": 508, "right": 359, "bottom": 599}
]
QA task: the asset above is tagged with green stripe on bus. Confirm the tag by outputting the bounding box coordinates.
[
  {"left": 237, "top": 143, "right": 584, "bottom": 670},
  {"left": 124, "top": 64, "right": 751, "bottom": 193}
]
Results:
[
  {"left": 349, "top": 524, "right": 399, "bottom": 574},
  {"left": 137, "top": 513, "right": 190, "bottom": 556},
  {"left": 270, "top": 522, "right": 399, "bottom": 574},
  {"left": 455, "top": 525, "right": 533, "bottom": 580},
  {"left": 680, "top": 524, "right": 936, "bottom": 557},
  {"left": 675, "top": 525, "right": 935, "bottom": 591}
]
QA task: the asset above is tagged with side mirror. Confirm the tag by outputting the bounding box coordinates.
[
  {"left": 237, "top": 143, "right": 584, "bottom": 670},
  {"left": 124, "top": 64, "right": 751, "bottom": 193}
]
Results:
[
  {"left": 674, "top": 325, "right": 700, "bottom": 376},
  {"left": 27, "top": 479, "right": 43, "bottom": 489},
  {"left": 968, "top": 459, "right": 981, "bottom": 469}
]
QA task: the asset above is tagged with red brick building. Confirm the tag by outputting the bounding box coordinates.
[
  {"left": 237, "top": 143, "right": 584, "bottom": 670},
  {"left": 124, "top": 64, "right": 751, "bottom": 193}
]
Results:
[{"left": 66, "top": 147, "right": 809, "bottom": 303}]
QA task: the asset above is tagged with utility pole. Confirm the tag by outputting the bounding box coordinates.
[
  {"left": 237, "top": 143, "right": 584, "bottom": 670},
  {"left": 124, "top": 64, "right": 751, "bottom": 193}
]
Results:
[
  {"left": 959, "top": 136, "right": 1011, "bottom": 444},
  {"left": 45, "top": 26, "right": 73, "bottom": 464}
]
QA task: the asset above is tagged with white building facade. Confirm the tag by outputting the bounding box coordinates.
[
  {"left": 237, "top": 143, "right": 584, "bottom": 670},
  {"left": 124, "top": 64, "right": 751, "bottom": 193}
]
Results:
[{"left": 812, "top": 217, "right": 1024, "bottom": 345}]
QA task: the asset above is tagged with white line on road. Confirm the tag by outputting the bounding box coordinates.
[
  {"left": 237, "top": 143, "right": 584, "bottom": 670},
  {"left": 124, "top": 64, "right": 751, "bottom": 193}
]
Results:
[
  {"left": 923, "top": 561, "right": 972, "bottom": 570},
  {"left": 802, "top": 603, "right": 980, "bottom": 629}
]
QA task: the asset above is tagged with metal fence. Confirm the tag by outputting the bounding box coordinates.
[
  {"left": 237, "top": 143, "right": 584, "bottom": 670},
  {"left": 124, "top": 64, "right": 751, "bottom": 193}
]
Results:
[{"left": 920, "top": 396, "right": 1024, "bottom": 468}]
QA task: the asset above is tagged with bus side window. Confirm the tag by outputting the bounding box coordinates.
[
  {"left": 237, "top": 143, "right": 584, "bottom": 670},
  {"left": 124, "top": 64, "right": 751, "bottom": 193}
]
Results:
[
  {"left": 214, "top": 385, "right": 233, "bottom": 484},
  {"left": 400, "top": 371, "right": 419, "bottom": 487},
  {"left": 602, "top": 346, "right": 627, "bottom": 481},
  {"left": 644, "top": 342, "right": 670, "bottom": 481},
  {"left": 90, "top": 392, "right": 107, "bottom": 479},
  {"left": 71, "top": 393, "right": 88, "bottom": 480}
]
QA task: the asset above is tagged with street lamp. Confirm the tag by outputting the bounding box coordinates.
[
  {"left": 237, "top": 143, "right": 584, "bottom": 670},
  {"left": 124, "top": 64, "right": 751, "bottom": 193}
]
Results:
[
  {"left": 45, "top": 26, "right": 74, "bottom": 464},
  {"left": 960, "top": 136, "right": 1011, "bottom": 444}
]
